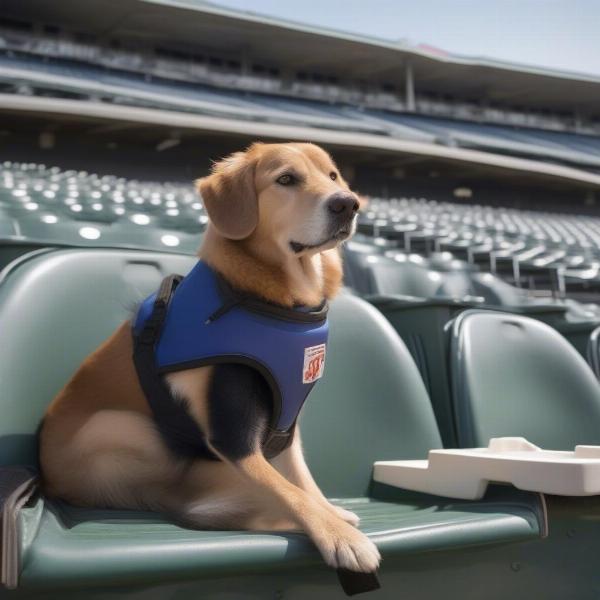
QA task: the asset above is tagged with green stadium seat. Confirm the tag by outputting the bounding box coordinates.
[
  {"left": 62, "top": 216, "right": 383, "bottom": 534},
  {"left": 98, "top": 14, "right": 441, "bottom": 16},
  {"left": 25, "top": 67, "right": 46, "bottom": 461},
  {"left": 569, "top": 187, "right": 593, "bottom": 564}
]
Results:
[
  {"left": 363, "top": 255, "right": 480, "bottom": 301},
  {"left": 0, "top": 162, "right": 207, "bottom": 250},
  {"left": 367, "top": 295, "right": 473, "bottom": 446},
  {"left": 449, "top": 309, "right": 600, "bottom": 449},
  {"left": 0, "top": 249, "right": 544, "bottom": 592}
]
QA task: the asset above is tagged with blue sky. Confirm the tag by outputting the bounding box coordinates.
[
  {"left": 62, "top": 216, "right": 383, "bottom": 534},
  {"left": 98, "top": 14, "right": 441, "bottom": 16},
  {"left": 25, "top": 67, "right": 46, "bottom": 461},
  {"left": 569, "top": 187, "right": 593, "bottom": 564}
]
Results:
[{"left": 213, "top": 0, "right": 600, "bottom": 77}]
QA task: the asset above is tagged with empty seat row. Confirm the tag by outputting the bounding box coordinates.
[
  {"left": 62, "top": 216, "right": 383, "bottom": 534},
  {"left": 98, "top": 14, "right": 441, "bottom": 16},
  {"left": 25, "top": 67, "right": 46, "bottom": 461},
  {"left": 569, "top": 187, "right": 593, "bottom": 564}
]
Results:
[
  {"left": 0, "top": 161, "right": 207, "bottom": 236},
  {"left": 0, "top": 162, "right": 211, "bottom": 268},
  {"left": 358, "top": 197, "right": 600, "bottom": 297},
  {"left": 3, "top": 160, "right": 600, "bottom": 300},
  {"left": 344, "top": 232, "right": 600, "bottom": 367}
]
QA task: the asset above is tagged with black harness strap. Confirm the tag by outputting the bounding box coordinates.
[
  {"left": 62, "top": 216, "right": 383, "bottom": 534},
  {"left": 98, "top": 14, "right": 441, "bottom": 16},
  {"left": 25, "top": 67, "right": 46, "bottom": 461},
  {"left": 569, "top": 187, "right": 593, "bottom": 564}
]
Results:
[
  {"left": 133, "top": 274, "right": 217, "bottom": 460},
  {"left": 262, "top": 426, "right": 295, "bottom": 459}
]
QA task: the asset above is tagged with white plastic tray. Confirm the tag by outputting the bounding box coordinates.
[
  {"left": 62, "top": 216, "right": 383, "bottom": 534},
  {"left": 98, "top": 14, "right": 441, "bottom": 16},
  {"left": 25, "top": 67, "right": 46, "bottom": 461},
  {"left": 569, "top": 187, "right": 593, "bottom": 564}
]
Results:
[{"left": 373, "top": 437, "right": 600, "bottom": 499}]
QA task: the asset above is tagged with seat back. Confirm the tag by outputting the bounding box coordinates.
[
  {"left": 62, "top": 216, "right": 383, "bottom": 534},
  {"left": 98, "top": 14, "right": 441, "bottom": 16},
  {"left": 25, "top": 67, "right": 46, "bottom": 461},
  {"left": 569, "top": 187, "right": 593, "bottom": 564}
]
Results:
[
  {"left": 0, "top": 249, "right": 442, "bottom": 498},
  {"left": 450, "top": 309, "right": 600, "bottom": 449},
  {"left": 470, "top": 272, "right": 531, "bottom": 306},
  {"left": 0, "top": 249, "right": 197, "bottom": 466},
  {"left": 302, "top": 294, "right": 442, "bottom": 496},
  {"left": 366, "top": 256, "right": 480, "bottom": 303},
  {"left": 369, "top": 259, "right": 442, "bottom": 297}
]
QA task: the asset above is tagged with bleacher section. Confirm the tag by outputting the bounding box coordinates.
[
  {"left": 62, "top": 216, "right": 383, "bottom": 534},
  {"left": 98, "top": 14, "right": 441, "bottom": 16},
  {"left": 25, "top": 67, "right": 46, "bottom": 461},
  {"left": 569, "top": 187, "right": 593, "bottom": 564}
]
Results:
[
  {"left": 0, "top": 161, "right": 206, "bottom": 264},
  {"left": 345, "top": 197, "right": 600, "bottom": 444},
  {"left": 3, "top": 162, "right": 600, "bottom": 596},
  {"left": 3, "top": 161, "right": 600, "bottom": 293},
  {"left": 2, "top": 161, "right": 600, "bottom": 388},
  {"left": 2, "top": 8, "right": 600, "bottom": 138},
  {"left": 356, "top": 197, "right": 600, "bottom": 299},
  {"left": 4, "top": 52, "right": 600, "bottom": 172}
]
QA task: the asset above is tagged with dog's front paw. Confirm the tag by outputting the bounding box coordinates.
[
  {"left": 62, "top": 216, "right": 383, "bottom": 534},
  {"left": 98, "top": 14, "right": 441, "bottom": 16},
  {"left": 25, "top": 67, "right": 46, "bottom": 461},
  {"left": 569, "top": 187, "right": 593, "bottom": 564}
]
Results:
[
  {"left": 315, "top": 519, "right": 381, "bottom": 573},
  {"left": 330, "top": 505, "right": 360, "bottom": 527}
]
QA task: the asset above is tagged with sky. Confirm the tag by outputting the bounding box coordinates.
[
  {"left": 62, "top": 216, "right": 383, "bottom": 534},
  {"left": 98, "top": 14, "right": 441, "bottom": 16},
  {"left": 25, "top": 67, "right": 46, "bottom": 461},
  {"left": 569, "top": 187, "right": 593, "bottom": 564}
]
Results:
[{"left": 212, "top": 0, "right": 600, "bottom": 77}]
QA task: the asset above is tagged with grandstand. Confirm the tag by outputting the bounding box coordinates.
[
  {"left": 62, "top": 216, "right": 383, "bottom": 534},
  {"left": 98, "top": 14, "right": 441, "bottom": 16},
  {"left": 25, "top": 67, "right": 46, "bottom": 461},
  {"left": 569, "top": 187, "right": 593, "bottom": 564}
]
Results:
[
  {"left": 3, "top": 2, "right": 600, "bottom": 599},
  {"left": 1, "top": 0, "right": 600, "bottom": 207}
]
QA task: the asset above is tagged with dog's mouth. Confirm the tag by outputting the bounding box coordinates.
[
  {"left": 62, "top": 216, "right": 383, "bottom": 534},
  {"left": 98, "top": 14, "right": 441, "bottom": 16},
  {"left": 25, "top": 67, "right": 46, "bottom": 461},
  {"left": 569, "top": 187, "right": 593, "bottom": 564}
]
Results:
[{"left": 290, "top": 227, "right": 352, "bottom": 254}]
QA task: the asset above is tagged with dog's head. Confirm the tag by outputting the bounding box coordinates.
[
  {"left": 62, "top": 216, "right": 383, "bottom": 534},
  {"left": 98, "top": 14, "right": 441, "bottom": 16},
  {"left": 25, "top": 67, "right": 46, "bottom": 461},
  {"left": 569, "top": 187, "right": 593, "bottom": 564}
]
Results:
[{"left": 197, "top": 142, "right": 358, "bottom": 258}]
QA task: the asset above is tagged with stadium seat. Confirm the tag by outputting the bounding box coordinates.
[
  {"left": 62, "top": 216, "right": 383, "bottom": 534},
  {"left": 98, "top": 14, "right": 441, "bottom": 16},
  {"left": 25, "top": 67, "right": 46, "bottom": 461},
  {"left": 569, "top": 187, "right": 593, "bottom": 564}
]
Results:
[
  {"left": 0, "top": 162, "right": 208, "bottom": 268},
  {"left": 357, "top": 196, "right": 600, "bottom": 299},
  {"left": 449, "top": 310, "right": 600, "bottom": 449},
  {"left": 362, "top": 255, "right": 483, "bottom": 302},
  {"left": 367, "top": 295, "right": 472, "bottom": 446},
  {"left": 345, "top": 239, "right": 565, "bottom": 309},
  {"left": 0, "top": 248, "right": 544, "bottom": 591}
]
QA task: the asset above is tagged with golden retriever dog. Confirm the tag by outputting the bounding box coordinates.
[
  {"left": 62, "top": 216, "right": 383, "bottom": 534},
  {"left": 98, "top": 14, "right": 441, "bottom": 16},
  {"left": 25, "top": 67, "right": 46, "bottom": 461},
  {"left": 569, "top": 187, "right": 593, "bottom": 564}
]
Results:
[{"left": 39, "top": 142, "right": 381, "bottom": 577}]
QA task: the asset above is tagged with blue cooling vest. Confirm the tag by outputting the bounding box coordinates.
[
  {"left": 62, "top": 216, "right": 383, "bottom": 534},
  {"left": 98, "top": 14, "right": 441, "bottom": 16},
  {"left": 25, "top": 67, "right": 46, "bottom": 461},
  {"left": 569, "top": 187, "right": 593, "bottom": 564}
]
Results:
[{"left": 132, "top": 260, "right": 329, "bottom": 458}]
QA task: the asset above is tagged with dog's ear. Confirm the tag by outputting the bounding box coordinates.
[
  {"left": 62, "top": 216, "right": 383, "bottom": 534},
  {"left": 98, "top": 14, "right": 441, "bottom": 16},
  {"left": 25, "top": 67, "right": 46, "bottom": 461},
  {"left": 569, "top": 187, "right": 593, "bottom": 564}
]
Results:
[{"left": 196, "top": 150, "right": 258, "bottom": 240}]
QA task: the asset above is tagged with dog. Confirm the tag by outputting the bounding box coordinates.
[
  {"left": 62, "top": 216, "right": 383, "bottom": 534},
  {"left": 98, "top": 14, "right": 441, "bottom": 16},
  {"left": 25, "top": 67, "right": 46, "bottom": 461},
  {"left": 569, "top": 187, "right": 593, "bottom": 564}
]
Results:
[{"left": 39, "top": 142, "right": 381, "bottom": 576}]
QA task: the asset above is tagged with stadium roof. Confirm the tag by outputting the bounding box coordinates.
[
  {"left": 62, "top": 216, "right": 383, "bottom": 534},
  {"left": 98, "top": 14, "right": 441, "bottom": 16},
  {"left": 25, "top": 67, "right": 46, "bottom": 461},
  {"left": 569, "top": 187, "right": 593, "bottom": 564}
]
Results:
[{"left": 3, "top": 0, "right": 600, "bottom": 116}]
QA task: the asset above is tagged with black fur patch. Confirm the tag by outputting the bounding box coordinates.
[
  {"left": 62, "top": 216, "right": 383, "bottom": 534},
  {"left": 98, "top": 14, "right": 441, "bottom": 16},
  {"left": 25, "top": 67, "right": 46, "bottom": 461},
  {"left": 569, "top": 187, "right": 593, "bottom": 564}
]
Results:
[{"left": 207, "top": 363, "right": 272, "bottom": 461}]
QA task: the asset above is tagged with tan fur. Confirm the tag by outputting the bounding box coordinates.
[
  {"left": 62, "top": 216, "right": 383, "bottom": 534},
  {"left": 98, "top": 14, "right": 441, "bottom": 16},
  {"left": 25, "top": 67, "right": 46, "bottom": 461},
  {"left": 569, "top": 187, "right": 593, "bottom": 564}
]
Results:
[
  {"left": 39, "top": 142, "right": 379, "bottom": 573},
  {"left": 198, "top": 143, "right": 345, "bottom": 307}
]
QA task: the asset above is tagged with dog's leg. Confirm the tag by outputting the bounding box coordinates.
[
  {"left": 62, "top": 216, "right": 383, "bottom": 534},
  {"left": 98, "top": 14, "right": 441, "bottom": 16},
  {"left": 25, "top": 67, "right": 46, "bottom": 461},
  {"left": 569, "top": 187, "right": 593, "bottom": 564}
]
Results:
[
  {"left": 270, "top": 427, "right": 360, "bottom": 527},
  {"left": 166, "top": 458, "right": 300, "bottom": 532},
  {"left": 211, "top": 449, "right": 380, "bottom": 573},
  {"left": 169, "top": 364, "right": 380, "bottom": 572}
]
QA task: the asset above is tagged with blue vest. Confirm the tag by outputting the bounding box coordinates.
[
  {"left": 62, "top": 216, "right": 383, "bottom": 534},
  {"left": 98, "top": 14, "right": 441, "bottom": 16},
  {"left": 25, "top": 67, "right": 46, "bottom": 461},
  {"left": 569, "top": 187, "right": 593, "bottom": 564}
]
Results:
[{"left": 133, "top": 260, "right": 329, "bottom": 457}]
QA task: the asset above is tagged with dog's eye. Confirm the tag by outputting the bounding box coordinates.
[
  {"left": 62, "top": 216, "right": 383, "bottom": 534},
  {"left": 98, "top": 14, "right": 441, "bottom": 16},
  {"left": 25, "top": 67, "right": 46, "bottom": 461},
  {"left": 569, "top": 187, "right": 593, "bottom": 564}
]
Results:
[
  {"left": 330, "top": 172, "right": 338, "bottom": 181},
  {"left": 276, "top": 173, "right": 296, "bottom": 186}
]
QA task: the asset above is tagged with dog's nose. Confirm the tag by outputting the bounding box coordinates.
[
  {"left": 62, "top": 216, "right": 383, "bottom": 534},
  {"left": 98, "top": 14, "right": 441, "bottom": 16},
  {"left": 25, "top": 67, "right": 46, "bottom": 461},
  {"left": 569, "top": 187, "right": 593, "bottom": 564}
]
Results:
[{"left": 327, "top": 194, "right": 359, "bottom": 218}]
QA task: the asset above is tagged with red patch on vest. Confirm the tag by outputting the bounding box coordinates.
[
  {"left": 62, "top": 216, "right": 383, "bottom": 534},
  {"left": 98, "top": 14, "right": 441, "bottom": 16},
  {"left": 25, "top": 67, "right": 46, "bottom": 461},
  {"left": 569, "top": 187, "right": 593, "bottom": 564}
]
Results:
[{"left": 303, "top": 343, "right": 326, "bottom": 383}]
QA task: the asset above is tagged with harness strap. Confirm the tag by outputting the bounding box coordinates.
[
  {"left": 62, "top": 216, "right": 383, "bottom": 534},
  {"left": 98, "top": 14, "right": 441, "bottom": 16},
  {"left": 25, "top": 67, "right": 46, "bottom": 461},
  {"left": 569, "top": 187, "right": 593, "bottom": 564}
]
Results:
[
  {"left": 262, "top": 427, "right": 295, "bottom": 458},
  {"left": 1, "top": 466, "right": 38, "bottom": 589},
  {"left": 204, "top": 294, "right": 246, "bottom": 325},
  {"left": 133, "top": 275, "right": 216, "bottom": 460}
]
